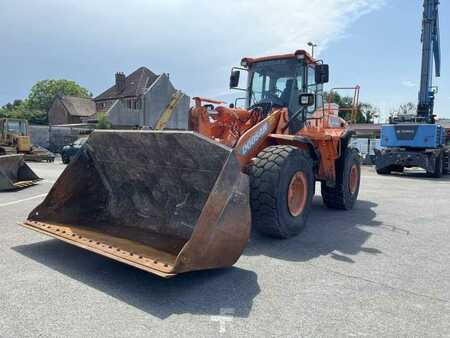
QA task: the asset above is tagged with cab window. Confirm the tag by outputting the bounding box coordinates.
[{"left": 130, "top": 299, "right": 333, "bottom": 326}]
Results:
[
  {"left": 6, "top": 120, "right": 27, "bottom": 135},
  {"left": 307, "top": 66, "right": 324, "bottom": 113},
  {"left": 248, "top": 59, "right": 305, "bottom": 113}
]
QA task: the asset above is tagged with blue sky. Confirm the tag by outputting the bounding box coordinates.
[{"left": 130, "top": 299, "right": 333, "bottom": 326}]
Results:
[{"left": 0, "top": 0, "right": 448, "bottom": 120}]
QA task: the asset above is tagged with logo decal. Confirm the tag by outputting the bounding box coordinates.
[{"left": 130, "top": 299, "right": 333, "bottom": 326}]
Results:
[
  {"left": 394, "top": 125, "right": 419, "bottom": 140},
  {"left": 240, "top": 122, "right": 270, "bottom": 156}
]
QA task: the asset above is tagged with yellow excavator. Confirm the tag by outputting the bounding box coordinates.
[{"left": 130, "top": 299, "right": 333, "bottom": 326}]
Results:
[
  {"left": 0, "top": 118, "right": 48, "bottom": 191},
  {"left": 0, "top": 118, "right": 55, "bottom": 162}
]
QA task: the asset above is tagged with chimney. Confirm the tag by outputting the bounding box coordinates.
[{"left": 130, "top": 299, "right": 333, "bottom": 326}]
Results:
[{"left": 115, "top": 72, "right": 126, "bottom": 93}]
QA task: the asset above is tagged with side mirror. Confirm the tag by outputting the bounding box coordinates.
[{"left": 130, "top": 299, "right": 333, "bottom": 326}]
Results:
[
  {"left": 229, "top": 70, "right": 240, "bottom": 88},
  {"left": 298, "top": 93, "right": 315, "bottom": 107},
  {"left": 315, "top": 64, "right": 329, "bottom": 84}
]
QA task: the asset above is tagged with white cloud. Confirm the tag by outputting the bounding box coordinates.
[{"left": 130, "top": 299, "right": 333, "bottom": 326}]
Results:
[
  {"left": 402, "top": 80, "right": 417, "bottom": 87},
  {"left": 0, "top": 0, "right": 386, "bottom": 102}
]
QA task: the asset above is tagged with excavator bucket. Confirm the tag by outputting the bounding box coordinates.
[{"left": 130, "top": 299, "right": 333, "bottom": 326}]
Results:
[
  {"left": 21, "top": 130, "right": 251, "bottom": 278},
  {"left": 0, "top": 154, "right": 41, "bottom": 191}
]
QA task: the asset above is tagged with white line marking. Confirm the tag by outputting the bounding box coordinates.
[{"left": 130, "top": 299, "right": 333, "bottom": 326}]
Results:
[{"left": 0, "top": 194, "right": 47, "bottom": 208}]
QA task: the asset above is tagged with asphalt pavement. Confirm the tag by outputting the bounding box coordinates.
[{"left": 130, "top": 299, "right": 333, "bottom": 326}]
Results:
[{"left": 0, "top": 161, "right": 449, "bottom": 337}]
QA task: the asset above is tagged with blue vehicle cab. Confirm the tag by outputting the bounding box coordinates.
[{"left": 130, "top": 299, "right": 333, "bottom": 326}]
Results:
[{"left": 380, "top": 123, "right": 445, "bottom": 149}]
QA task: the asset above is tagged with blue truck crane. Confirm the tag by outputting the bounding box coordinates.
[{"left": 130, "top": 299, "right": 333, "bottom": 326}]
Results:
[{"left": 375, "top": 0, "right": 449, "bottom": 177}]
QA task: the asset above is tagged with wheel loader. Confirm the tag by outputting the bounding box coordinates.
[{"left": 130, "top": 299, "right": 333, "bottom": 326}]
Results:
[
  {"left": 0, "top": 119, "right": 43, "bottom": 190},
  {"left": 0, "top": 118, "right": 55, "bottom": 162},
  {"left": 21, "top": 49, "right": 361, "bottom": 277}
]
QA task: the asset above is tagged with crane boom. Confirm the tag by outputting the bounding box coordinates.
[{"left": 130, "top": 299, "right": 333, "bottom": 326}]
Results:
[
  {"left": 417, "top": 0, "right": 441, "bottom": 120},
  {"left": 375, "top": 0, "right": 448, "bottom": 178}
]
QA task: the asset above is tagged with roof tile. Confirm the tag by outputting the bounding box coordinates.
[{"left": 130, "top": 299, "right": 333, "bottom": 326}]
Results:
[{"left": 94, "top": 67, "right": 159, "bottom": 101}]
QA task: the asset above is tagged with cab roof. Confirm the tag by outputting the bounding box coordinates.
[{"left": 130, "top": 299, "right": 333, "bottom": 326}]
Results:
[{"left": 241, "top": 50, "right": 316, "bottom": 66}]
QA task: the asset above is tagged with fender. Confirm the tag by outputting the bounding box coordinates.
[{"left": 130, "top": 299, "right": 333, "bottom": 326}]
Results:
[{"left": 267, "top": 134, "right": 320, "bottom": 162}]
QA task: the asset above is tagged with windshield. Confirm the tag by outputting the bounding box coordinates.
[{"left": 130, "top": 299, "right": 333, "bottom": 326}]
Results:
[
  {"left": 6, "top": 120, "right": 27, "bottom": 135},
  {"left": 248, "top": 59, "right": 305, "bottom": 112}
]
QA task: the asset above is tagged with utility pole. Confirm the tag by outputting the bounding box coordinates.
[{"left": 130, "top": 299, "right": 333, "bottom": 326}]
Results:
[{"left": 307, "top": 41, "right": 317, "bottom": 58}]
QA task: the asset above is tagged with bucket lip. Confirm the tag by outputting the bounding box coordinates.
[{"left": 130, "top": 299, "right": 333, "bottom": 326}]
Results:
[
  {"left": 0, "top": 154, "right": 25, "bottom": 159},
  {"left": 20, "top": 220, "right": 178, "bottom": 278},
  {"left": 13, "top": 179, "right": 42, "bottom": 188}
]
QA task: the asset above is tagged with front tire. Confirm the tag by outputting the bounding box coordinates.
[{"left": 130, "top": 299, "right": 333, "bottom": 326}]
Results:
[
  {"left": 321, "top": 147, "right": 361, "bottom": 210},
  {"left": 249, "top": 145, "right": 314, "bottom": 239}
]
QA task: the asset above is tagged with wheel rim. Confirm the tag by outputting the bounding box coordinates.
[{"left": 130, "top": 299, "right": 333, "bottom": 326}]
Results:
[
  {"left": 287, "top": 171, "right": 308, "bottom": 217},
  {"left": 349, "top": 165, "right": 358, "bottom": 194}
]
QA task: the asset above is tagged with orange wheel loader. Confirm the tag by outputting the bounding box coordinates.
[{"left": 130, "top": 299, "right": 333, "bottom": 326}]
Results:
[{"left": 21, "top": 50, "right": 361, "bottom": 278}]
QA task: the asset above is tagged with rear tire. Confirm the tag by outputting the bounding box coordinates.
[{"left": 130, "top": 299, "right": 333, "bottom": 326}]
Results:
[
  {"left": 428, "top": 153, "right": 443, "bottom": 178},
  {"left": 62, "top": 155, "right": 70, "bottom": 164},
  {"left": 391, "top": 165, "right": 404, "bottom": 173},
  {"left": 443, "top": 152, "right": 449, "bottom": 175},
  {"left": 321, "top": 147, "right": 361, "bottom": 210},
  {"left": 249, "top": 145, "right": 314, "bottom": 239},
  {"left": 376, "top": 167, "right": 391, "bottom": 175}
]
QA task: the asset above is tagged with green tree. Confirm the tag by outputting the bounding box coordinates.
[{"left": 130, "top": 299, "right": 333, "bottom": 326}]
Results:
[
  {"left": 96, "top": 112, "right": 112, "bottom": 129},
  {"left": 396, "top": 102, "right": 416, "bottom": 116},
  {"left": 0, "top": 99, "right": 48, "bottom": 125},
  {"left": 27, "top": 79, "right": 92, "bottom": 112},
  {"left": 1, "top": 79, "right": 93, "bottom": 125},
  {"left": 3, "top": 99, "right": 23, "bottom": 111}
]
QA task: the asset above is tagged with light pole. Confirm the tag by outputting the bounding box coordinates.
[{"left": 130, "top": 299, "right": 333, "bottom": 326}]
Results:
[{"left": 307, "top": 41, "right": 317, "bottom": 58}]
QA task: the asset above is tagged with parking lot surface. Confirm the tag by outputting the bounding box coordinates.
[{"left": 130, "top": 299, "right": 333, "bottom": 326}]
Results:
[{"left": 1, "top": 161, "right": 449, "bottom": 337}]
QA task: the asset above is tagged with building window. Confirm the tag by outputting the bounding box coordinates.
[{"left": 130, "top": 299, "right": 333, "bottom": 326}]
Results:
[{"left": 126, "top": 98, "right": 139, "bottom": 109}]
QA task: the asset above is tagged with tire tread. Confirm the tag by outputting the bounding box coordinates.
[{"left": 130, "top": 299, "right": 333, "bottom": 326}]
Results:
[
  {"left": 321, "top": 147, "right": 360, "bottom": 210},
  {"left": 250, "top": 145, "right": 311, "bottom": 238}
]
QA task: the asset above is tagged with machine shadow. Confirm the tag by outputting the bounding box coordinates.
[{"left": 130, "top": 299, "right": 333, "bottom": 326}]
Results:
[
  {"left": 244, "top": 197, "right": 382, "bottom": 264},
  {"left": 386, "top": 170, "right": 450, "bottom": 182},
  {"left": 13, "top": 240, "right": 260, "bottom": 319}
]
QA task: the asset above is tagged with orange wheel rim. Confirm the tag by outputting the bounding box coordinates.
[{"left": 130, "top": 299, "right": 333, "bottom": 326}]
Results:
[
  {"left": 287, "top": 172, "right": 308, "bottom": 217},
  {"left": 349, "top": 165, "right": 358, "bottom": 194}
]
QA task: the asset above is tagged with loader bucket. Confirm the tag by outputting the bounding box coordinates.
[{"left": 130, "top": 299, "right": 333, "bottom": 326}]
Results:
[
  {"left": 0, "top": 154, "right": 41, "bottom": 191},
  {"left": 21, "top": 130, "right": 251, "bottom": 278}
]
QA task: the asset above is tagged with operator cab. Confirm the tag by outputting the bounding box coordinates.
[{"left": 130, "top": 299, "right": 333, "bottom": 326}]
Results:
[
  {"left": 230, "top": 50, "right": 329, "bottom": 132},
  {"left": 0, "top": 118, "right": 29, "bottom": 140}
]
